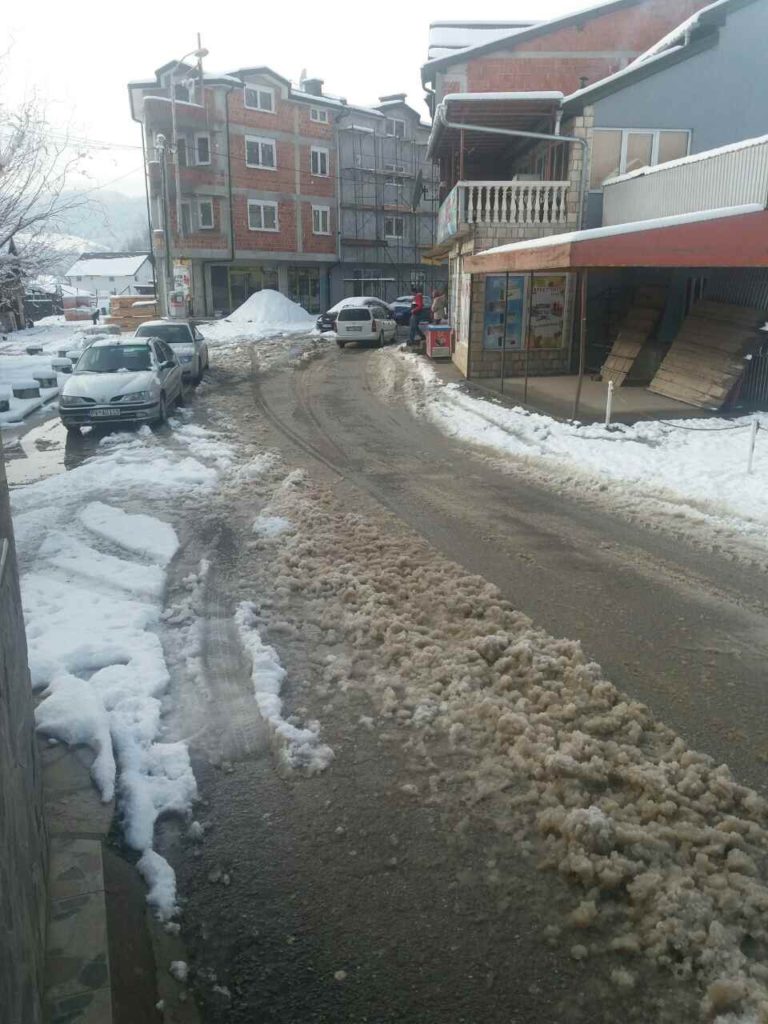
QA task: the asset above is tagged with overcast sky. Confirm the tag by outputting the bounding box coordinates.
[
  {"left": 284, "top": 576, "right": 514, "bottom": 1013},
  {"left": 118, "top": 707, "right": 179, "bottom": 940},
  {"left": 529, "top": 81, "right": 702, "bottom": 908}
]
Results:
[{"left": 3, "top": 0, "right": 591, "bottom": 196}]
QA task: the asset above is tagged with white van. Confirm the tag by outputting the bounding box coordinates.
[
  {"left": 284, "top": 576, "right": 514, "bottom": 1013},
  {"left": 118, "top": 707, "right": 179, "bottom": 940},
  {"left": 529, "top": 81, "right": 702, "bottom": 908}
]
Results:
[{"left": 335, "top": 303, "right": 398, "bottom": 348}]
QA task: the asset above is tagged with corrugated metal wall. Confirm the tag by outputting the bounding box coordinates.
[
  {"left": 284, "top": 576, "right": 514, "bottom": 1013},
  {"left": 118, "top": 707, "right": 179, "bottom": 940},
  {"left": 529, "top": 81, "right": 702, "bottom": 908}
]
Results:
[
  {"left": 706, "top": 268, "right": 768, "bottom": 310},
  {"left": 603, "top": 138, "right": 768, "bottom": 226}
]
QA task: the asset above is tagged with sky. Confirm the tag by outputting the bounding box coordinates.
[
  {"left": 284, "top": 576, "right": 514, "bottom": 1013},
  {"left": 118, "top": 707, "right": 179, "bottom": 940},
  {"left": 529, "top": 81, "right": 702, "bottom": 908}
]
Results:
[{"left": 2, "top": 0, "right": 593, "bottom": 197}]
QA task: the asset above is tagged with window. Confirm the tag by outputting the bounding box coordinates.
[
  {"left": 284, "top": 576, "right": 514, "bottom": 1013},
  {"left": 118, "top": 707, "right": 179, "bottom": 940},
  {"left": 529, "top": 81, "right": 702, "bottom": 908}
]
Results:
[
  {"left": 312, "top": 206, "right": 330, "bottom": 234},
  {"left": 385, "top": 164, "right": 405, "bottom": 185},
  {"left": 195, "top": 133, "right": 211, "bottom": 165},
  {"left": 385, "top": 117, "right": 406, "bottom": 138},
  {"left": 180, "top": 202, "right": 192, "bottom": 235},
  {"left": 311, "top": 147, "right": 329, "bottom": 176},
  {"left": 385, "top": 216, "right": 404, "bottom": 238},
  {"left": 198, "top": 199, "right": 214, "bottom": 229},
  {"left": 245, "top": 136, "right": 276, "bottom": 169},
  {"left": 176, "top": 137, "right": 187, "bottom": 167},
  {"left": 310, "top": 107, "right": 329, "bottom": 123},
  {"left": 590, "top": 128, "right": 690, "bottom": 188},
  {"left": 248, "top": 200, "right": 279, "bottom": 231},
  {"left": 244, "top": 85, "right": 274, "bottom": 112}
]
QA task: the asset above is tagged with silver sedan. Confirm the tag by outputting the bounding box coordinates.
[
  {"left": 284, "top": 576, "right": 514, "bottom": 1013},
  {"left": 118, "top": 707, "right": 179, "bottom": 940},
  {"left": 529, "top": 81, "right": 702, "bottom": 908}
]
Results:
[{"left": 59, "top": 338, "right": 183, "bottom": 434}]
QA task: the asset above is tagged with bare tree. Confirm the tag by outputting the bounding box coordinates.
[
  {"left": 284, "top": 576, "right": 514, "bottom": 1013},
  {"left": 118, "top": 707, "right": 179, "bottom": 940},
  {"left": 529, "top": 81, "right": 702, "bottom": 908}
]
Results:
[{"left": 0, "top": 92, "right": 86, "bottom": 288}]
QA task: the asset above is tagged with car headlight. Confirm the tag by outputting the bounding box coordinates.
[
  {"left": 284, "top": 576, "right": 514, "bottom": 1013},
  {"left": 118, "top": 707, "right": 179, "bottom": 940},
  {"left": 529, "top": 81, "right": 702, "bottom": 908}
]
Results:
[
  {"left": 60, "top": 394, "right": 87, "bottom": 406},
  {"left": 179, "top": 354, "right": 193, "bottom": 364},
  {"left": 115, "top": 391, "right": 152, "bottom": 403}
]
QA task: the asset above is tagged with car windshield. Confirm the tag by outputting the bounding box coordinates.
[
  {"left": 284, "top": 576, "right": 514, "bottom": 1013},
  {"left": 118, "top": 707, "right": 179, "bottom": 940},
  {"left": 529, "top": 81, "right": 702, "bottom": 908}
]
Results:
[
  {"left": 76, "top": 344, "right": 152, "bottom": 373},
  {"left": 135, "top": 324, "right": 191, "bottom": 345},
  {"left": 337, "top": 308, "right": 372, "bottom": 321}
]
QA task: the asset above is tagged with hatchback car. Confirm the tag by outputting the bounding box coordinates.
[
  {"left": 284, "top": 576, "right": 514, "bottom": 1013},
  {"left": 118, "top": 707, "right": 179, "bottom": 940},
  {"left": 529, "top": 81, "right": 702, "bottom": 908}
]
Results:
[
  {"left": 335, "top": 304, "right": 398, "bottom": 348},
  {"left": 134, "top": 319, "right": 209, "bottom": 384},
  {"left": 316, "top": 297, "right": 387, "bottom": 333},
  {"left": 59, "top": 338, "right": 183, "bottom": 434}
]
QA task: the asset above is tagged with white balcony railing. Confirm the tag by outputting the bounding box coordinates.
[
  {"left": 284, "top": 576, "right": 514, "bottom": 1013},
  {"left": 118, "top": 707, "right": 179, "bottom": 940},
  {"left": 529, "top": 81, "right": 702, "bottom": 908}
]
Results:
[{"left": 438, "top": 180, "right": 570, "bottom": 243}]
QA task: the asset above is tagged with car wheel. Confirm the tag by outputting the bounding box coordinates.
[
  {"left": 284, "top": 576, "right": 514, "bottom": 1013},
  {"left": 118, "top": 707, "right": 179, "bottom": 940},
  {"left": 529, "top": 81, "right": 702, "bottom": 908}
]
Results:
[
  {"left": 156, "top": 393, "right": 167, "bottom": 426},
  {"left": 336, "top": 339, "right": 346, "bottom": 349}
]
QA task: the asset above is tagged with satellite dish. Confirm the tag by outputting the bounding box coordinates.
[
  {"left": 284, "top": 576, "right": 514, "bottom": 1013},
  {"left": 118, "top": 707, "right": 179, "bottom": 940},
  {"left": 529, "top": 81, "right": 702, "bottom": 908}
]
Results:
[{"left": 411, "top": 170, "right": 424, "bottom": 212}]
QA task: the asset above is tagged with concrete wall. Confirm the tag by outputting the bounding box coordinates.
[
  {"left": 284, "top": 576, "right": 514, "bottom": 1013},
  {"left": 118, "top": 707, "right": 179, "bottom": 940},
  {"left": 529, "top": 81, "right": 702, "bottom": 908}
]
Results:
[{"left": 0, "top": 446, "right": 47, "bottom": 1024}]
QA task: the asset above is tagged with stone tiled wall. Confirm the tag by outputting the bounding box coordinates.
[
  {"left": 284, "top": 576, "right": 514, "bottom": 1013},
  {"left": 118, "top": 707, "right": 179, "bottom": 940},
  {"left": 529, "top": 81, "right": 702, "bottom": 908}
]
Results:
[{"left": 0, "top": 446, "right": 47, "bottom": 1023}]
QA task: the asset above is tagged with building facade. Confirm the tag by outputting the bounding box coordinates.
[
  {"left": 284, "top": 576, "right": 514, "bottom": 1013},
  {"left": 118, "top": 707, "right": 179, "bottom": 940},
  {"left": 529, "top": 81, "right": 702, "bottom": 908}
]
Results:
[
  {"left": 64, "top": 253, "right": 155, "bottom": 314},
  {"left": 128, "top": 66, "right": 438, "bottom": 317}
]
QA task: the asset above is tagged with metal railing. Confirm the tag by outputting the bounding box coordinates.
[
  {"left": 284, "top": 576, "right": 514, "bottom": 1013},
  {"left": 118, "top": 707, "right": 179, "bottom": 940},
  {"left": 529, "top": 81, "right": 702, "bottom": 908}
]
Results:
[{"left": 438, "top": 180, "right": 570, "bottom": 242}]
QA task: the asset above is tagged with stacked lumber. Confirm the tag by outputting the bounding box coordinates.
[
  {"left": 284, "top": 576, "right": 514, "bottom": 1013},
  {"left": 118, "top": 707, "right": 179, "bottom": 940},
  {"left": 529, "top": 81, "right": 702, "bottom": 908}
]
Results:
[
  {"left": 648, "top": 300, "right": 765, "bottom": 409},
  {"left": 64, "top": 309, "right": 94, "bottom": 322},
  {"left": 104, "top": 295, "right": 158, "bottom": 332},
  {"left": 601, "top": 286, "right": 667, "bottom": 387}
]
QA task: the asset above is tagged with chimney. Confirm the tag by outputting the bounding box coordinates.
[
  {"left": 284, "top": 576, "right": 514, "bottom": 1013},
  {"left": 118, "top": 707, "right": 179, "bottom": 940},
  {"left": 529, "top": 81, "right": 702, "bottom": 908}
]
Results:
[
  {"left": 303, "top": 77, "right": 324, "bottom": 96},
  {"left": 579, "top": 76, "right": 589, "bottom": 89}
]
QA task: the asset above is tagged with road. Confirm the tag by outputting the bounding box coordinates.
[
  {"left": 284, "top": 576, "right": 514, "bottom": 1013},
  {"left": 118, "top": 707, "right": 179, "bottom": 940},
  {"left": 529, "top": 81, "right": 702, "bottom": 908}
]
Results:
[{"left": 252, "top": 343, "right": 768, "bottom": 792}]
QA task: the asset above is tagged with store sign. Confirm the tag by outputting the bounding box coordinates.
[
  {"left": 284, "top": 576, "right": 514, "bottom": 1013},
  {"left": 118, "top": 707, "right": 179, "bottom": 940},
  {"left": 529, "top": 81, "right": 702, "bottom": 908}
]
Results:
[
  {"left": 528, "top": 275, "right": 568, "bottom": 349},
  {"left": 482, "top": 274, "right": 526, "bottom": 351}
]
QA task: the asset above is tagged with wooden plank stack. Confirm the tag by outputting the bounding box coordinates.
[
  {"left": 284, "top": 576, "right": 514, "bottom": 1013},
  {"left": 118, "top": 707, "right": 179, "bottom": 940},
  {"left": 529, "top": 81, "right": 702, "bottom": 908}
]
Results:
[
  {"left": 601, "top": 286, "right": 667, "bottom": 387},
  {"left": 648, "top": 300, "right": 765, "bottom": 409},
  {"left": 104, "top": 296, "right": 158, "bottom": 332}
]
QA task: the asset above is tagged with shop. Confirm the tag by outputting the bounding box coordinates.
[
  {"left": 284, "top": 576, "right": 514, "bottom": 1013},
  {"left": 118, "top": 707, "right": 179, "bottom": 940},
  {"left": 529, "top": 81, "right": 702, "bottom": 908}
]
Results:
[{"left": 207, "top": 263, "right": 329, "bottom": 317}]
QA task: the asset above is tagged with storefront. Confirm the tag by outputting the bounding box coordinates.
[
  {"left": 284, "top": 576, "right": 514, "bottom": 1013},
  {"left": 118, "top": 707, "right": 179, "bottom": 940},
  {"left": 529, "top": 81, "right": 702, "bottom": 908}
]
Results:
[{"left": 207, "top": 263, "right": 328, "bottom": 317}]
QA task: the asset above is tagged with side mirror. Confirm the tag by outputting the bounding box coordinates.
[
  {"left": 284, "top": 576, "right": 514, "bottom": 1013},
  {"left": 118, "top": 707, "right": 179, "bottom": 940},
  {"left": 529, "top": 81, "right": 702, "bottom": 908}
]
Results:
[{"left": 161, "top": 359, "right": 174, "bottom": 369}]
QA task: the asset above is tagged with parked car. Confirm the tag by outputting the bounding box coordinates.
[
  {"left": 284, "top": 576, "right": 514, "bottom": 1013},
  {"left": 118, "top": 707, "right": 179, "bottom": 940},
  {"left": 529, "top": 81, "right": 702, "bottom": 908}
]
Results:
[
  {"left": 335, "top": 304, "right": 397, "bottom": 348},
  {"left": 316, "top": 297, "right": 387, "bottom": 333},
  {"left": 134, "top": 319, "right": 209, "bottom": 384},
  {"left": 58, "top": 338, "right": 183, "bottom": 434},
  {"left": 389, "top": 294, "right": 433, "bottom": 326}
]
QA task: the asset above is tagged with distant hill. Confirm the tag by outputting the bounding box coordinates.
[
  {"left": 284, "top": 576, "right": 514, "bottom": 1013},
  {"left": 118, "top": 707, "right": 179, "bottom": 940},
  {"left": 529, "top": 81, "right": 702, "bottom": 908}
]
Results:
[{"left": 53, "top": 190, "right": 149, "bottom": 250}]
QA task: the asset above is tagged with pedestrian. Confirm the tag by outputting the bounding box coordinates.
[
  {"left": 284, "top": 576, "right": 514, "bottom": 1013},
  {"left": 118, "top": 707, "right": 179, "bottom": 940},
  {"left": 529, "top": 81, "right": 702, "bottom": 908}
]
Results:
[
  {"left": 91, "top": 308, "right": 100, "bottom": 325},
  {"left": 409, "top": 286, "right": 426, "bottom": 346},
  {"left": 431, "top": 288, "right": 448, "bottom": 324}
]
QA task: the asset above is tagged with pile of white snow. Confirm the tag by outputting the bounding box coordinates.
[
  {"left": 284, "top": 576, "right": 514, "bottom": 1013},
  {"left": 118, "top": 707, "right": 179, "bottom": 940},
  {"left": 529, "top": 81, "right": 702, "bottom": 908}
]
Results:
[
  {"left": 394, "top": 353, "right": 768, "bottom": 553},
  {"left": 203, "top": 289, "right": 315, "bottom": 345}
]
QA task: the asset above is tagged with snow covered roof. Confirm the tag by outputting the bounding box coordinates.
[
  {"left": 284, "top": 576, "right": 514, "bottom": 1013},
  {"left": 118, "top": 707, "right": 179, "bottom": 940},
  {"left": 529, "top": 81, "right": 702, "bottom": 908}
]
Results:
[
  {"left": 603, "top": 133, "right": 768, "bottom": 187},
  {"left": 626, "top": 0, "right": 733, "bottom": 67},
  {"left": 427, "top": 21, "right": 537, "bottom": 62},
  {"left": 442, "top": 91, "right": 565, "bottom": 104},
  {"left": 65, "top": 255, "right": 150, "bottom": 278}
]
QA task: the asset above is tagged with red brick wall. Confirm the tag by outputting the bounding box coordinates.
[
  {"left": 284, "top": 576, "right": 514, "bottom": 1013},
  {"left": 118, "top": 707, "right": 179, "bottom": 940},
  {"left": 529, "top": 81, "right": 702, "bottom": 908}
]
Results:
[
  {"left": 301, "top": 202, "right": 336, "bottom": 255},
  {"left": 232, "top": 194, "right": 296, "bottom": 252},
  {"left": 457, "top": 0, "right": 711, "bottom": 96}
]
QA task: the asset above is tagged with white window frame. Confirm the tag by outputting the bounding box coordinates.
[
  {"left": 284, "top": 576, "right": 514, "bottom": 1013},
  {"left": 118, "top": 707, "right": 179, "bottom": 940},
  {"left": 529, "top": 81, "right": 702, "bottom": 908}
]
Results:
[
  {"left": 385, "top": 117, "right": 406, "bottom": 138},
  {"left": 198, "top": 199, "right": 214, "bottom": 230},
  {"left": 245, "top": 136, "right": 277, "bottom": 170},
  {"left": 590, "top": 128, "right": 691, "bottom": 189},
  {"left": 244, "top": 84, "right": 275, "bottom": 113},
  {"left": 312, "top": 205, "right": 330, "bottom": 235},
  {"left": 385, "top": 215, "right": 404, "bottom": 238},
  {"left": 194, "top": 132, "right": 211, "bottom": 166},
  {"left": 310, "top": 146, "right": 329, "bottom": 177},
  {"left": 310, "top": 107, "right": 329, "bottom": 123},
  {"left": 247, "top": 199, "right": 279, "bottom": 232}
]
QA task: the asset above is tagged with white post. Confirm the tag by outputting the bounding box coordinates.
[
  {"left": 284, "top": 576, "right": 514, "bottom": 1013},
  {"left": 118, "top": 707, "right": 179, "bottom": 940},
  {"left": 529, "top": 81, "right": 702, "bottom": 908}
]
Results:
[
  {"left": 605, "top": 379, "right": 615, "bottom": 427},
  {"left": 747, "top": 419, "right": 759, "bottom": 474}
]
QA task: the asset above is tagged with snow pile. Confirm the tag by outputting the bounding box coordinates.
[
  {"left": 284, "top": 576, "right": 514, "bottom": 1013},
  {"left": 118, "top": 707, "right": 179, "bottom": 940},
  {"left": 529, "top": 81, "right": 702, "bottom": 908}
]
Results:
[
  {"left": 258, "top": 461, "right": 768, "bottom": 1021},
  {"left": 11, "top": 429, "right": 222, "bottom": 920},
  {"left": 396, "top": 353, "right": 768, "bottom": 553},
  {"left": 235, "top": 602, "right": 334, "bottom": 773},
  {"left": 202, "top": 289, "right": 315, "bottom": 345}
]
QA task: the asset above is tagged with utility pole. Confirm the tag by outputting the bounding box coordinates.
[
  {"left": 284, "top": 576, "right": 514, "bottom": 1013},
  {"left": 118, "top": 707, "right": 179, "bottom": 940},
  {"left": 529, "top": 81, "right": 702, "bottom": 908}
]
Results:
[{"left": 155, "top": 134, "right": 174, "bottom": 315}]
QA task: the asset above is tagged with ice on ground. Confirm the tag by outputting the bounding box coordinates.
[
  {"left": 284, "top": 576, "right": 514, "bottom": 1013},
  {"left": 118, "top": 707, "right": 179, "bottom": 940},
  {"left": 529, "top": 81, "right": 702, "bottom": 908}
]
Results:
[
  {"left": 252, "top": 514, "right": 292, "bottom": 537},
  {"left": 394, "top": 352, "right": 768, "bottom": 551},
  {"left": 79, "top": 502, "right": 179, "bottom": 565},
  {"left": 202, "top": 289, "right": 315, "bottom": 345},
  {"left": 235, "top": 602, "right": 334, "bottom": 773},
  {"left": 138, "top": 849, "right": 179, "bottom": 920},
  {"left": 40, "top": 530, "right": 165, "bottom": 598},
  {"left": 169, "top": 960, "right": 188, "bottom": 983}
]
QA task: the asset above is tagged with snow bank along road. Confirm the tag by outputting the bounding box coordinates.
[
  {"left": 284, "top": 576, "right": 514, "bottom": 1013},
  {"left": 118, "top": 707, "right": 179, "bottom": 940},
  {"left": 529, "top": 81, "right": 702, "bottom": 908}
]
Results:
[{"left": 12, "top": 332, "right": 768, "bottom": 1022}]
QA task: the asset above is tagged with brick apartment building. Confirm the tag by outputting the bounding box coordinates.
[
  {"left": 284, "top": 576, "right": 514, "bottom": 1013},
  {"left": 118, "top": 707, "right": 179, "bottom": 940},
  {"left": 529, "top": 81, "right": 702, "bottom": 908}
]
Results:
[{"left": 128, "top": 67, "right": 438, "bottom": 317}]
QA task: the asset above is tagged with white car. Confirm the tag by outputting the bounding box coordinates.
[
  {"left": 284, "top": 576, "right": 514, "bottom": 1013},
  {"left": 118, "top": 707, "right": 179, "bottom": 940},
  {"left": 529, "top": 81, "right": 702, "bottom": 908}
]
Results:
[
  {"left": 134, "top": 319, "right": 209, "bottom": 384},
  {"left": 59, "top": 337, "right": 184, "bottom": 434},
  {"left": 335, "top": 303, "right": 398, "bottom": 348}
]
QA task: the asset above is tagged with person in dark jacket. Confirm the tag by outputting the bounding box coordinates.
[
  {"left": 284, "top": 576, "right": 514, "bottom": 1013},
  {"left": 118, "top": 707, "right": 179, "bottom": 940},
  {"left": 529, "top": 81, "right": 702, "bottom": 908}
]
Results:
[{"left": 408, "top": 287, "right": 426, "bottom": 345}]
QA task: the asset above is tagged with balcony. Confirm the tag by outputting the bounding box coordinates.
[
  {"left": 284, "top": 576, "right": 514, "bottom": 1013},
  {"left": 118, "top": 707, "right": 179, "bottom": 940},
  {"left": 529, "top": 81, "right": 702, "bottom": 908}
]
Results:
[{"left": 437, "top": 180, "right": 571, "bottom": 244}]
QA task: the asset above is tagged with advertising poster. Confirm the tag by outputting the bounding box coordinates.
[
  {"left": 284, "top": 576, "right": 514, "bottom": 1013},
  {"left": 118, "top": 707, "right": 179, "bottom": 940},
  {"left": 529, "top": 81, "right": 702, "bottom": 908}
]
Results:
[
  {"left": 528, "top": 274, "right": 567, "bottom": 349},
  {"left": 482, "top": 274, "right": 526, "bottom": 351},
  {"left": 173, "top": 259, "right": 192, "bottom": 297}
]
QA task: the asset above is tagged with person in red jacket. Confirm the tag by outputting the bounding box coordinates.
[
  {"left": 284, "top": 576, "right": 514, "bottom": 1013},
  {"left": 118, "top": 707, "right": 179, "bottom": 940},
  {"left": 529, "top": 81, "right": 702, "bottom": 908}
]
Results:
[{"left": 409, "top": 287, "right": 426, "bottom": 345}]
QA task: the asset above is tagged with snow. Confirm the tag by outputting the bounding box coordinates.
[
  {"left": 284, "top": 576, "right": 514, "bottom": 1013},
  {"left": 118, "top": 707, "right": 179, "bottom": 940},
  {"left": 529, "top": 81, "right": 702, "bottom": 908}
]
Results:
[
  {"left": 235, "top": 601, "right": 334, "bottom": 773},
  {"left": 65, "top": 255, "right": 150, "bottom": 278},
  {"left": 477, "top": 204, "right": 765, "bottom": 258},
  {"left": 138, "top": 850, "right": 179, "bottom": 919},
  {"left": 202, "top": 289, "right": 315, "bottom": 345},
  {"left": 169, "top": 960, "right": 188, "bottom": 984},
  {"left": 627, "top": 0, "right": 731, "bottom": 67},
  {"left": 252, "top": 514, "right": 293, "bottom": 537},
  {"left": 394, "top": 353, "right": 768, "bottom": 552},
  {"left": 0, "top": 322, "right": 93, "bottom": 425},
  {"left": 79, "top": 502, "right": 179, "bottom": 565},
  {"left": 442, "top": 90, "right": 564, "bottom": 103}
]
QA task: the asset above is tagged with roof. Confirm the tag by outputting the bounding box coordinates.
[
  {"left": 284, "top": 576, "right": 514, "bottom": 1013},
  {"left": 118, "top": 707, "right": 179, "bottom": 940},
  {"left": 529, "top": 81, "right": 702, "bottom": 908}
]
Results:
[
  {"left": 428, "top": 92, "right": 565, "bottom": 160},
  {"left": 65, "top": 255, "right": 150, "bottom": 278},
  {"left": 463, "top": 204, "right": 768, "bottom": 273},
  {"left": 427, "top": 21, "right": 538, "bottom": 62},
  {"left": 605, "top": 132, "right": 768, "bottom": 186},
  {"left": 422, "top": 0, "right": 644, "bottom": 82},
  {"left": 564, "top": 0, "right": 758, "bottom": 108}
]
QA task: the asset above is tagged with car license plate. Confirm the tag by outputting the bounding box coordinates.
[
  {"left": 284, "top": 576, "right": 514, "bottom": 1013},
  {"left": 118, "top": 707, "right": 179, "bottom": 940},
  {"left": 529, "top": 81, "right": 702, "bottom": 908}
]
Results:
[
  {"left": 347, "top": 326, "right": 362, "bottom": 332},
  {"left": 91, "top": 409, "right": 113, "bottom": 417}
]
